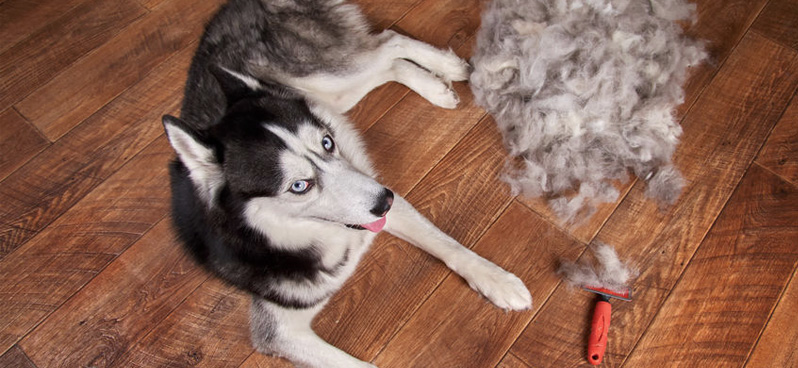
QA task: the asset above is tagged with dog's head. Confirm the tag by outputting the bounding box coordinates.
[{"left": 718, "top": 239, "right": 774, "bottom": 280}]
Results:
[{"left": 163, "top": 66, "right": 392, "bottom": 239}]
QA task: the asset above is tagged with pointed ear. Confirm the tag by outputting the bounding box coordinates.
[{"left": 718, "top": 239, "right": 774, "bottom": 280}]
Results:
[
  {"left": 163, "top": 115, "right": 223, "bottom": 203},
  {"left": 209, "top": 64, "right": 301, "bottom": 104},
  {"left": 208, "top": 64, "right": 263, "bottom": 105}
]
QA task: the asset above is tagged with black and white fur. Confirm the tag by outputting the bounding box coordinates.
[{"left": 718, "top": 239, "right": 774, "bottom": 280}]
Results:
[{"left": 163, "top": 0, "right": 532, "bottom": 366}]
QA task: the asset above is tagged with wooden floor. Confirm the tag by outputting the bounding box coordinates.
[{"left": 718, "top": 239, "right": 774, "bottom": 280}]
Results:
[{"left": 1, "top": 0, "right": 797, "bottom": 366}]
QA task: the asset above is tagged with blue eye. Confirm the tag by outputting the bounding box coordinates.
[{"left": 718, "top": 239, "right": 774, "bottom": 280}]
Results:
[
  {"left": 322, "top": 135, "right": 335, "bottom": 152},
  {"left": 289, "top": 180, "right": 313, "bottom": 194}
]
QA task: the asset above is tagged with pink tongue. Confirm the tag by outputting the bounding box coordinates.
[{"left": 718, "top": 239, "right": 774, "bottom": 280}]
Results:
[{"left": 361, "top": 216, "right": 386, "bottom": 233}]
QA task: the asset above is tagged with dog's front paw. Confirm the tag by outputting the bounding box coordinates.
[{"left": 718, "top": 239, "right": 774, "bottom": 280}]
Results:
[
  {"left": 462, "top": 259, "right": 532, "bottom": 311},
  {"left": 436, "top": 50, "right": 471, "bottom": 82},
  {"left": 430, "top": 85, "right": 461, "bottom": 109}
]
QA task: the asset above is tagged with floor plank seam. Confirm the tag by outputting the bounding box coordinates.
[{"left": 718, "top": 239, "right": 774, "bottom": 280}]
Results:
[
  {"left": 617, "top": 163, "right": 763, "bottom": 368},
  {"left": 5, "top": 1, "right": 151, "bottom": 114},
  {"left": 104, "top": 267, "right": 215, "bottom": 367},
  {"left": 367, "top": 194, "right": 513, "bottom": 363},
  {"left": 0, "top": 132, "right": 166, "bottom": 262},
  {"left": 43, "top": 37, "right": 199, "bottom": 143},
  {"left": 14, "top": 213, "right": 171, "bottom": 365},
  {"left": 742, "top": 263, "right": 798, "bottom": 367}
]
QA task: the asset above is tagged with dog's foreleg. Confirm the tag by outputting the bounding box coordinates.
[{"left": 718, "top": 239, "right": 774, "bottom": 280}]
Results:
[
  {"left": 250, "top": 298, "right": 377, "bottom": 368},
  {"left": 384, "top": 196, "right": 533, "bottom": 310}
]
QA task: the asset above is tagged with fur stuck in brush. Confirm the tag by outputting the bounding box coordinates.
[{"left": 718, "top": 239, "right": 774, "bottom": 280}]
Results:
[
  {"left": 470, "top": 0, "right": 707, "bottom": 221},
  {"left": 558, "top": 243, "right": 638, "bottom": 294}
]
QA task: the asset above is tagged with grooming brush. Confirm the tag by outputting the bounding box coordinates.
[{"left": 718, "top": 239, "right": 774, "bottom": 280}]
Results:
[{"left": 582, "top": 285, "right": 632, "bottom": 365}]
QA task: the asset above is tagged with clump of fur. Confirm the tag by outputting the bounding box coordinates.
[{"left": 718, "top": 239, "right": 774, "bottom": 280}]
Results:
[
  {"left": 558, "top": 243, "right": 637, "bottom": 294},
  {"left": 470, "top": 0, "right": 706, "bottom": 221}
]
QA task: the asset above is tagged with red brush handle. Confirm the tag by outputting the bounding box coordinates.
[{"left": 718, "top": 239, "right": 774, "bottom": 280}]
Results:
[{"left": 587, "top": 300, "right": 612, "bottom": 365}]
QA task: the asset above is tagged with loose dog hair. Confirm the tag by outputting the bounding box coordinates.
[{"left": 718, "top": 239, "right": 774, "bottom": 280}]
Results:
[{"left": 470, "top": 0, "right": 707, "bottom": 221}]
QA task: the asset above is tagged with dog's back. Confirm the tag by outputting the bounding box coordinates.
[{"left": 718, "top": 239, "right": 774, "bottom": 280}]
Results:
[{"left": 181, "top": 0, "right": 373, "bottom": 130}]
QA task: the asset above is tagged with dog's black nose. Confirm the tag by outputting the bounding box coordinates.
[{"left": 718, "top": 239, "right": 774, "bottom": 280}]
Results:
[{"left": 370, "top": 188, "right": 394, "bottom": 217}]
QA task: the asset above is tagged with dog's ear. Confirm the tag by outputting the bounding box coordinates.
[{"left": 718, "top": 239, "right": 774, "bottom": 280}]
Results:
[
  {"left": 163, "top": 114, "right": 223, "bottom": 203},
  {"left": 209, "top": 64, "right": 300, "bottom": 104},
  {"left": 208, "top": 64, "right": 263, "bottom": 104}
]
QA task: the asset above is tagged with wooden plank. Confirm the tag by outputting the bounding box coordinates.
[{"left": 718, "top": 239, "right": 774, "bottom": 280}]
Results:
[
  {"left": 391, "top": 0, "right": 481, "bottom": 51},
  {"left": 19, "top": 219, "right": 208, "bottom": 368},
  {"left": 0, "top": 137, "right": 174, "bottom": 354},
  {"left": 354, "top": 0, "right": 422, "bottom": 31},
  {"left": 0, "top": 0, "right": 92, "bottom": 55},
  {"left": 0, "top": 109, "right": 49, "bottom": 182},
  {"left": 677, "top": 0, "right": 770, "bottom": 117},
  {"left": 364, "top": 83, "right": 485, "bottom": 195},
  {"left": 497, "top": 353, "right": 532, "bottom": 368},
  {"left": 756, "top": 96, "right": 798, "bottom": 185},
  {"left": 517, "top": 180, "right": 634, "bottom": 244},
  {"left": 372, "top": 201, "right": 583, "bottom": 368},
  {"left": 624, "top": 163, "right": 798, "bottom": 366},
  {"left": 237, "top": 352, "right": 295, "bottom": 368},
  {"left": 510, "top": 32, "right": 798, "bottom": 367},
  {"left": 113, "top": 278, "right": 254, "bottom": 368},
  {"left": 0, "top": 0, "right": 147, "bottom": 112},
  {"left": 0, "top": 345, "right": 37, "bottom": 368},
  {"left": 312, "top": 116, "right": 513, "bottom": 360},
  {"left": 13, "top": 0, "right": 225, "bottom": 141},
  {"left": 751, "top": 0, "right": 798, "bottom": 51},
  {"left": 746, "top": 266, "right": 798, "bottom": 367},
  {"left": 0, "top": 46, "right": 193, "bottom": 258}
]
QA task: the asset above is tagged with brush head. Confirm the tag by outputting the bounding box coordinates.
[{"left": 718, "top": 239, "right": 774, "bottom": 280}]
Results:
[{"left": 582, "top": 285, "right": 632, "bottom": 301}]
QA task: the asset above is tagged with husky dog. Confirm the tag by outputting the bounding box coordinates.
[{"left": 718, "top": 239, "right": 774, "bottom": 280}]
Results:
[{"left": 163, "top": 0, "right": 532, "bottom": 366}]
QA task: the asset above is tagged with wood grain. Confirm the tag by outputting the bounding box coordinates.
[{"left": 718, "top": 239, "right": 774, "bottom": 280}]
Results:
[
  {"left": 354, "top": 0, "right": 422, "bottom": 31},
  {"left": 0, "top": 345, "right": 37, "bottom": 368},
  {"left": 756, "top": 96, "right": 798, "bottom": 185},
  {"left": 746, "top": 266, "right": 798, "bottom": 367},
  {"left": 13, "top": 0, "right": 224, "bottom": 141},
  {"left": 0, "top": 0, "right": 147, "bottom": 112},
  {"left": 373, "top": 201, "right": 583, "bottom": 368},
  {"left": 751, "top": 0, "right": 798, "bottom": 51},
  {"left": 497, "top": 353, "right": 532, "bottom": 368},
  {"left": 364, "top": 83, "right": 485, "bottom": 195},
  {"left": 19, "top": 219, "right": 208, "bottom": 368},
  {"left": 113, "top": 278, "right": 253, "bottom": 368},
  {"left": 624, "top": 163, "right": 798, "bottom": 366},
  {"left": 517, "top": 179, "right": 635, "bottom": 244},
  {"left": 0, "top": 0, "right": 93, "bottom": 55},
  {"left": 310, "top": 116, "right": 512, "bottom": 360},
  {"left": 238, "top": 351, "right": 295, "bottom": 368},
  {"left": 0, "top": 46, "right": 193, "bottom": 258},
  {"left": 392, "top": 0, "right": 481, "bottom": 52},
  {"left": 0, "top": 109, "right": 49, "bottom": 182},
  {"left": 510, "top": 32, "right": 798, "bottom": 367},
  {"left": 675, "top": 0, "right": 769, "bottom": 119},
  {"left": 0, "top": 137, "right": 174, "bottom": 354}
]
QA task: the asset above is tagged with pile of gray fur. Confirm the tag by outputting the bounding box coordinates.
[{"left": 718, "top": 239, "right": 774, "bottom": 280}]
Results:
[{"left": 470, "top": 0, "right": 706, "bottom": 221}]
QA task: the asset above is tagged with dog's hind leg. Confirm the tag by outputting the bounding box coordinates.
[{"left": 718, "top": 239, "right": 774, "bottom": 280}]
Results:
[
  {"left": 250, "top": 297, "right": 377, "bottom": 368},
  {"left": 384, "top": 196, "right": 533, "bottom": 310},
  {"left": 392, "top": 59, "right": 460, "bottom": 109},
  {"left": 378, "top": 30, "right": 470, "bottom": 82}
]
